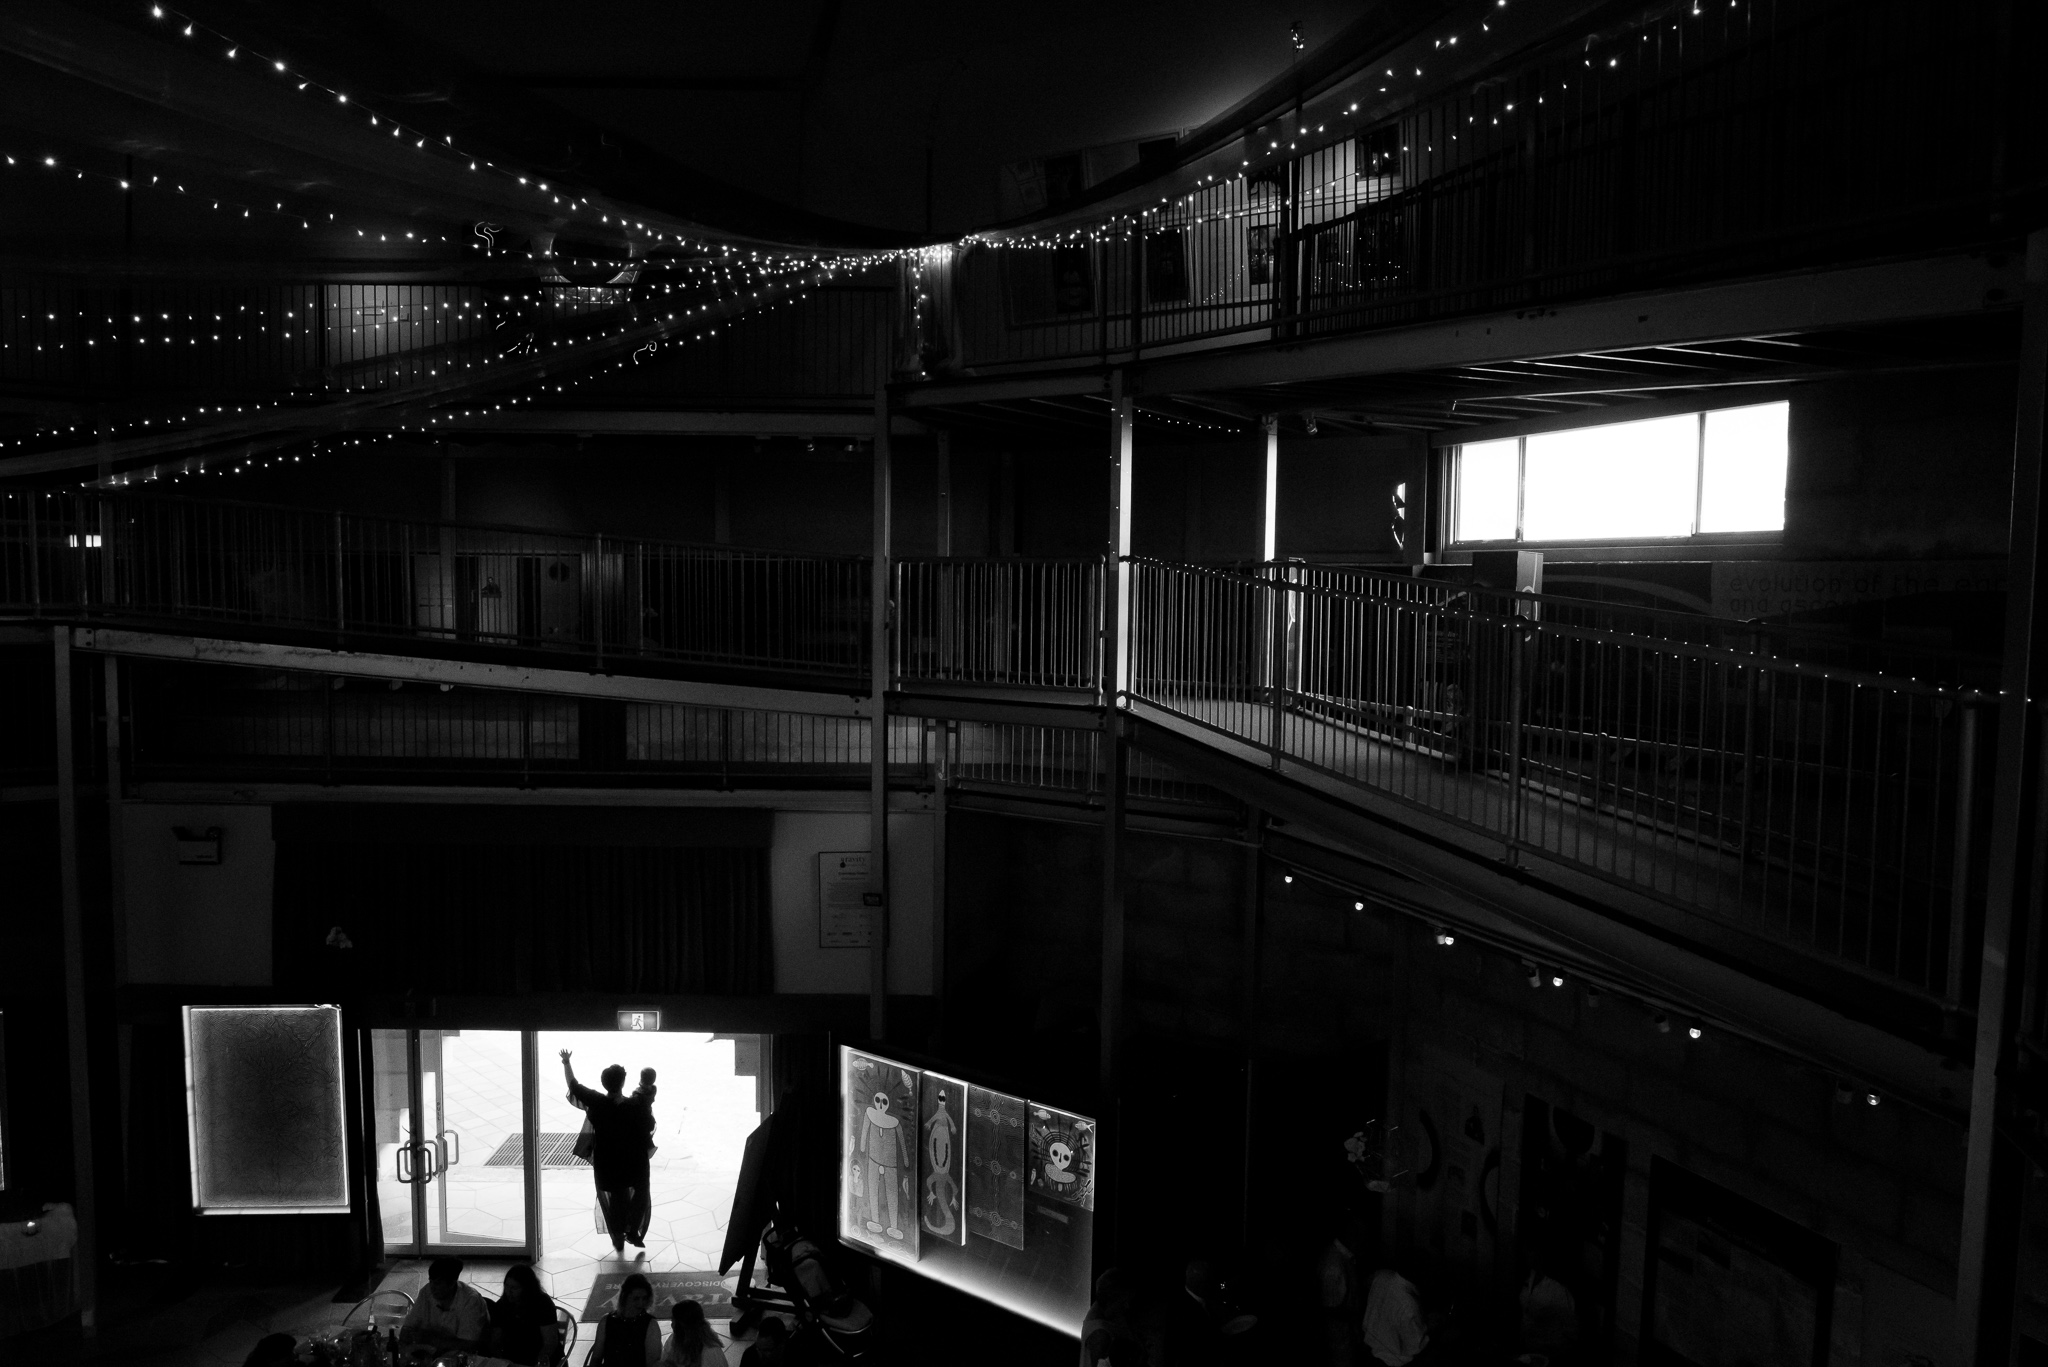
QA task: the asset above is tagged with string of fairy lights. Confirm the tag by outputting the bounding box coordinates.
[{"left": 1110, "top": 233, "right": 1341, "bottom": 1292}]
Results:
[{"left": 3, "top": 0, "right": 1777, "bottom": 474}]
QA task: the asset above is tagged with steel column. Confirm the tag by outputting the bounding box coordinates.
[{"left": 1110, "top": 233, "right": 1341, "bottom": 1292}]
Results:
[
  {"left": 1261, "top": 415, "right": 1280, "bottom": 564},
  {"left": 1954, "top": 229, "right": 2048, "bottom": 1367},
  {"left": 1106, "top": 375, "right": 1135, "bottom": 705},
  {"left": 869, "top": 387, "right": 893, "bottom": 1040},
  {"left": 53, "top": 627, "right": 97, "bottom": 1329}
]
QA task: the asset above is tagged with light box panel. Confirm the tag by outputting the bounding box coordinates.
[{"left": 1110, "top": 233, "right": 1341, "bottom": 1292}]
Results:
[
  {"left": 183, "top": 1005, "right": 349, "bottom": 1215},
  {"left": 838, "top": 1046, "right": 1094, "bottom": 1337}
]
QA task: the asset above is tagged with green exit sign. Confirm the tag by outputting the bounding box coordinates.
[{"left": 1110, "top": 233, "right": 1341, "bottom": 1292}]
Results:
[{"left": 616, "top": 1009, "right": 661, "bottom": 1032}]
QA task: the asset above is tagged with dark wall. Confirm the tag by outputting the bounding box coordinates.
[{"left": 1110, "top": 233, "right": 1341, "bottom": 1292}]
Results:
[
  {"left": 941, "top": 807, "right": 1969, "bottom": 1361},
  {"left": 1784, "top": 370, "right": 2015, "bottom": 560}
]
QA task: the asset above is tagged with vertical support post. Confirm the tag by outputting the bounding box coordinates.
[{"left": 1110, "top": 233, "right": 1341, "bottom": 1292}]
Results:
[
  {"left": 53, "top": 628, "right": 97, "bottom": 1329},
  {"left": 1949, "top": 703, "right": 1979, "bottom": 1010},
  {"left": 1239, "top": 810, "right": 1265, "bottom": 1257},
  {"left": 931, "top": 720, "right": 950, "bottom": 1042},
  {"left": 333, "top": 510, "right": 346, "bottom": 637},
  {"left": 1506, "top": 623, "right": 1527, "bottom": 859},
  {"left": 102, "top": 653, "right": 128, "bottom": 1024},
  {"left": 1261, "top": 415, "right": 1280, "bottom": 565},
  {"left": 1106, "top": 375, "right": 1135, "bottom": 707},
  {"left": 870, "top": 388, "right": 894, "bottom": 1041},
  {"left": 521, "top": 1031, "right": 542, "bottom": 1260},
  {"left": 934, "top": 428, "right": 953, "bottom": 556},
  {"left": 592, "top": 534, "right": 607, "bottom": 672},
  {"left": 1955, "top": 229, "right": 2048, "bottom": 1367},
  {"left": 1098, "top": 721, "right": 1128, "bottom": 1266}
]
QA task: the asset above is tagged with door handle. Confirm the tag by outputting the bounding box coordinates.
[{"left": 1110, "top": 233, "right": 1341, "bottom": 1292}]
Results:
[
  {"left": 419, "top": 1141, "right": 441, "bottom": 1182},
  {"left": 439, "top": 1129, "right": 461, "bottom": 1167},
  {"left": 397, "top": 1143, "right": 414, "bottom": 1183}
]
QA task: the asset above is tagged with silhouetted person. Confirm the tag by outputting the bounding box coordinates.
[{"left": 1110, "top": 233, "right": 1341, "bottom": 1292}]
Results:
[
  {"left": 399, "top": 1256, "right": 488, "bottom": 1353},
  {"left": 562, "top": 1050, "right": 648, "bottom": 1255},
  {"left": 486, "top": 1262, "right": 562, "bottom": 1366},
  {"left": 1080, "top": 1268, "right": 1142, "bottom": 1366},
  {"left": 739, "top": 1316, "right": 788, "bottom": 1367},
  {"left": 1362, "top": 1265, "right": 1427, "bottom": 1366},
  {"left": 1164, "top": 1259, "right": 1224, "bottom": 1367},
  {"left": 630, "top": 1066, "right": 659, "bottom": 1245}
]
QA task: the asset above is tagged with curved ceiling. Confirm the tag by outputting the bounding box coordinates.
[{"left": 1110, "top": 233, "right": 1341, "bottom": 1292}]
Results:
[{"left": 363, "top": 0, "right": 1375, "bottom": 236}]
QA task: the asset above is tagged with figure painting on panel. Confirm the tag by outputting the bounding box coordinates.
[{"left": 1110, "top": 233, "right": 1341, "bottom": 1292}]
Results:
[
  {"left": 920, "top": 1074, "right": 966, "bottom": 1244},
  {"left": 844, "top": 1053, "right": 918, "bottom": 1258}
]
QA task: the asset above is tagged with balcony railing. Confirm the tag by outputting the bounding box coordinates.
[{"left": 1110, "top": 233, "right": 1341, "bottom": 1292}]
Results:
[
  {"left": 0, "top": 490, "right": 1991, "bottom": 1004},
  {"left": 1127, "top": 559, "right": 1985, "bottom": 1004},
  {"left": 930, "top": 0, "right": 2037, "bottom": 373},
  {"left": 0, "top": 491, "right": 872, "bottom": 682}
]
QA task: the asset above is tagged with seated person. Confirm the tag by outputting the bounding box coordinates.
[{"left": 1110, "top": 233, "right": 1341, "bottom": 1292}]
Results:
[
  {"left": 1362, "top": 1265, "right": 1428, "bottom": 1367},
  {"left": 738, "top": 1316, "right": 788, "bottom": 1367},
  {"left": 398, "top": 1256, "right": 489, "bottom": 1354},
  {"left": 486, "top": 1263, "right": 563, "bottom": 1367},
  {"left": 660, "top": 1300, "right": 725, "bottom": 1367}
]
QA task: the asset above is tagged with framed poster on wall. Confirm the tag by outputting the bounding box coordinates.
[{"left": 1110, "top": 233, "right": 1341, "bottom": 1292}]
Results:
[{"left": 1643, "top": 1157, "right": 1835, "bottom": 1367}]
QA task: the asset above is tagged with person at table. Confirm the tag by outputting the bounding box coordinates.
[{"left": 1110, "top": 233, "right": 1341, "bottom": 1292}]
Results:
[
  {"left": 661, "top": 1300, "right": 725, "bottom": 1367},
  {"left": 590, "top": 1272, "right": 662, "bottom": 1367},
  {"left": 561, "top": 1050, "right": 650, "bottom": 1256},
  {"left": 398, "top": 1256, "right": 488, "bottom": 1354},
  {"left": 485, "top": 1263, "right": 563, "bottom": 1367}
]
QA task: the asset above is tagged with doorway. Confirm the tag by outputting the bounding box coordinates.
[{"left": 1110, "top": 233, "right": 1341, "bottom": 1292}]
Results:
[
  {"left": 371, "top": 1028, "right": 534, "bottom": 1257},
  {"left": 369, "top": 1027, "right": 767, "bottom": 1271}
]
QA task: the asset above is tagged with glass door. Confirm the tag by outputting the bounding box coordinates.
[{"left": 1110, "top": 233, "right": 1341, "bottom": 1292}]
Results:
[{"left": 372, "top": 1028, "right": 536, "bottom": 1257}]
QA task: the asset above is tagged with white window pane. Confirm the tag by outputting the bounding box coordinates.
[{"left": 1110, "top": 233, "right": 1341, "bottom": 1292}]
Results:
[
  {"left": 1699, "top": 401, "right": 1788, "bottom": 533},
  {"left": 1523, "top": 413, "right": 1699, "bottom": 541},
  {"left": 1455, "top": 439, "right": 1520, "bottom": 541}
]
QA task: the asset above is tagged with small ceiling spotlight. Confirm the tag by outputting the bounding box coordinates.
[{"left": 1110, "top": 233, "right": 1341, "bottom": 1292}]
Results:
[
  {"left": 1282, "top": 872, "right": 1294, "bottom": 884},
  {"left": 1584, "top": 986, "right": 1601, "bottom": 1008},
  {"left": 1865, "top": 1091, "right": 1881, "bottom": 1107},
  {"left": 1653, "top": 1012, "right": 1672, "bottom": 1034},
  {"left": 1687, "top": 1024, "right": 1704, "bottom": 1040},
  {"left": 1353, "top": 901, "right": 1365, "bottom": 911},
  {"left": 1834, "top": 1082, "right": 1855, "bottom": 1105},
  {"left": 1434, "top": 928, "right": 1455, "bottom": 946},
  {"left": 1550, "top": 974, "right": 1565, "bottom": 988},
  {"left": 1523, "top": 962, "right": 1542, "bottom": 989}
]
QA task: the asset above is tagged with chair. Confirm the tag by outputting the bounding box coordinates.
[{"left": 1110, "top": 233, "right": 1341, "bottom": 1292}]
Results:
[
  {"left": 337, "top": 1286, "right": 413, "bottom": 1336},
  {"left": 553, "top": 1304, "right": 579, "bottom": 1364}
]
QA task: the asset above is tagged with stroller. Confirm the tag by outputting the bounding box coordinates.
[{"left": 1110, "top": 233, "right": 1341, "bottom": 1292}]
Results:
[{"left": 723, "top": 1109, "right": 877, "bottom": 1360}]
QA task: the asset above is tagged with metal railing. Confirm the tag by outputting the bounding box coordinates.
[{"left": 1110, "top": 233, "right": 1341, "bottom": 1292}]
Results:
[
  {"left": 0, "top": 491, "right": 872, "bottom": 682},
  {"left": 0, "top": 487, "right": 1993, "bottom": 1000},
  {"left": 940, "top": 0, "right": 2036, "bottom": 371},
  {"left": 1127, "top": 558, "right": 1984, "bottom": 1002},
  {"left": 894, "top": 557, "right": 1104, "bottom": 691}
]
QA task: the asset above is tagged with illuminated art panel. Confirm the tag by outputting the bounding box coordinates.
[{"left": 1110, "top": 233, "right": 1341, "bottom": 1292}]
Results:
[
  {"left": 838, "top": 1047, "right": 1093, "bottom": 1337},
  {"left": 183, "top": 1006, "right": 349, "bottom": 1214}
]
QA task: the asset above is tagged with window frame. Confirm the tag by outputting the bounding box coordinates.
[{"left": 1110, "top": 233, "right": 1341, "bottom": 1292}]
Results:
[{"left": 1447, "top": 402, "right": 1788, "bottom": 549}]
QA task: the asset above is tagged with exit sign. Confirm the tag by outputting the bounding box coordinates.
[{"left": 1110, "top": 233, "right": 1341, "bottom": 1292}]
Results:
[{"left": 617, "top": 1009, "right": 661, "bottom": 1032}]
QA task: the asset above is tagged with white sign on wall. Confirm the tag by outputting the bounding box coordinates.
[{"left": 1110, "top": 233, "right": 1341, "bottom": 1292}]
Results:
[{"left": 819, "top": 851, "right": 878, "bottom": 948}]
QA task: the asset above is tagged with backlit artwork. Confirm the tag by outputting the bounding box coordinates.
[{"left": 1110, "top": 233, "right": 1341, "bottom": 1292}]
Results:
[
  {"left": 966, "top": 1086, "right": 1026, "bottom": 1250},
  {"left": 920, "top": 1072, "right": 967, "bottom": 1245},
  {"left": 843, "top": 1051, "right": 919, "bottom": 1259},
  {"left": 183, "top": 1005, "right": 348, "bottom": 1214},
  {"left": 1027, "top": 1104, "right": 1095, "bottom": 1211}
]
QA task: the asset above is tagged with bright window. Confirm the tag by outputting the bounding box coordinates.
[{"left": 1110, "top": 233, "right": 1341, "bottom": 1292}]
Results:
[{"left": 1453, "top": 402, "right": 1788, "bottom": 544}]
